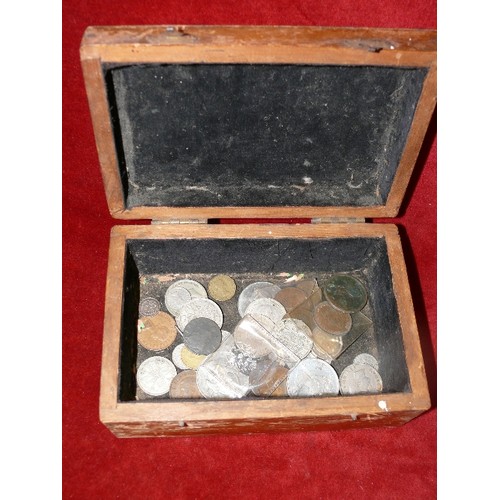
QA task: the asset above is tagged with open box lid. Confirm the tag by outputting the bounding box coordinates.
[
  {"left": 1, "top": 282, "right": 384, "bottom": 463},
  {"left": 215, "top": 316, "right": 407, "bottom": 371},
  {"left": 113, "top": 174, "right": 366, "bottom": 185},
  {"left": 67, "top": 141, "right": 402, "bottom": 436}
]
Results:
[{"left": 80, "top": 25, "right": 436, "bottom": 221}]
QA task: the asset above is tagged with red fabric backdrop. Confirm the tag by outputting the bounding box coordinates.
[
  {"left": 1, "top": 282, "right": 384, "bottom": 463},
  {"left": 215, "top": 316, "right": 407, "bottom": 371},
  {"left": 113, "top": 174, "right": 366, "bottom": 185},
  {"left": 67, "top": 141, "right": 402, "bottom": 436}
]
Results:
[{"left": 63, "top": 2, "right": 436, "bottom": 498}]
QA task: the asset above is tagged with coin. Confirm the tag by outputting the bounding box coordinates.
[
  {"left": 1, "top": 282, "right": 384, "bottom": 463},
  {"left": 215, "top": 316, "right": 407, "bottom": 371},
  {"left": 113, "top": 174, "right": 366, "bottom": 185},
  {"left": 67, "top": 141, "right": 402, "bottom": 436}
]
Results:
[
  {"left": 323, "top": 274, "right": 368, "bottom": 313},
  {"left": 137, "top": 312, "right": 178, "bottom": 351},
  {"left": 274, "top": 287, "right": 308, "bottom": 313},
  {"left": 182, "top": 317, "right": 222, "bottom": 355},
  {"left": 313, "top": 301, "right": 352, "bottom": 336},
  {"left": 287, "top": 358, "right": 340, "bottom": 397},
  {"left": 165, "top": 279, "right": 207, "bottom": 316},
  {"left": 137, "top": 356, "right": 177, "bottom": 396},
  {"left": 312, "top": 326, "right": 344, "bottom": 359},
  {"left": 139, "top": 297, "right": 161, "bottom": 317},
  {"left": 208, "top": 274, "right": 237, "bottom": 302},
  {"left": 339, "top": 363, "right": 383, "bottom": 395},
  {"left": 251, "top": 364, "right": 289, "bottom": 397},
  {"left": 169, "top": 370, "right": 202, "bottom": 399},
  {"left": 172, "top": 343, "right": 190, "bottom": 370},
  {"left": 271, "top": 318, "right": 313, "bottom": 360},
  {"left": 233, "top": 314, "right": 276, "bottom": 358},
  {"left": 230, "top": 346, "right": 258, "bottom": 375},
  {"left": 353, "top": 353, "right": 379, "bottom": 371},
  {"left": 238, "top": 282, "right": 281, "bottom": 317},
  {"left": 245, "top": 298, "right": 286, "bottom": 324},
  {"left": 176, "top": 298, "right": 224, "bottom": 331},
  {"left": 180, "top": 346, "right": 207, "bottom": 370}
]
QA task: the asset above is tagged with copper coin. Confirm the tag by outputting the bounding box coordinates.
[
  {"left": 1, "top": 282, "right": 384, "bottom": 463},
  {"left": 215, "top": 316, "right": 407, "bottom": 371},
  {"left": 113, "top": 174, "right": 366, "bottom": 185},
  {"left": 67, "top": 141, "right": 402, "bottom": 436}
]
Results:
[
  {"left": 274, "top": 287, "right": 308, "bottom": 313},
  {"left": 323, "top": 274, "right": 368, "bottom": 313},
  {"left": 180, "top": 346, "right": 207, "bottom": 370},
  {"left": 313, "top": 301, "right": 352, "bottom": 336},
  {"left": 288, "top": 305, "right": 316, "bottom": 331},
  {"left": 312, "top": 327, "right": 343, "bottom": 358},
  {"left": 137, "top": 312, "right": 178, "bottom": 351},
  {"left": 139, "top": 297, "right": 161, "bottom": 317},
  {"left": 169, "top": 370, "right": 202, "bottom": 399},
  {"left": 208, "top": 274, "right": 237, "bottom": 302},
  {"left": 252, "top": 364, "right": 289, "bottom": 397}
]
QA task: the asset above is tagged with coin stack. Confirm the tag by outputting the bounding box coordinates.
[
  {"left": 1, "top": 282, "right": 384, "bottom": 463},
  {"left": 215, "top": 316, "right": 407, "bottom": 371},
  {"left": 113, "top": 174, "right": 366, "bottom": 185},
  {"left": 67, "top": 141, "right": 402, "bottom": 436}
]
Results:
[{"left": 135, "top": 273, "right": 383, "bottom": 399}]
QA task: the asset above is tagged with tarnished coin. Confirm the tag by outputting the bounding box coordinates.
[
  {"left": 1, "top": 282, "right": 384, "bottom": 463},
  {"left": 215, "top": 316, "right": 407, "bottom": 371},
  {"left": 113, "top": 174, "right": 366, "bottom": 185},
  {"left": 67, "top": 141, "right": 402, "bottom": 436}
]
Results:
[
  {"left": 137, "top": 356, "right": 177, "bottom": 396},
  {"left": 287, "top": 358, "right": 340, "bottom": 397},
  {"left": 274, "top": 287, "right": 308, "bottom": 313},
  {"left": 353, "top": 353, "right": 379, "bottom": 371},
  {"left": 165, "top": 279, "right": 207, "bottom": 316},
  {"left": 238, "top": 282, "right": 281, "bottom": 317},
  {"left": 245, "top": 298, "right": 286, "bottom": 324},
  {"left": 180, "top": 346, "right": 207, "bottom": 370},
  {"left": 251, "top": 364, "right": 289, "bottom": 397},
  {"left": 208, "top": 274, "right": 237, "bottom": 302},
  {"left": 183, "top": 317, "right": 222, "bottom": 355},
  {"left": 312, "top": 327, "right": 344, "bottom": 359},
  {"left": 313, "top": 301, "right": 352, "bottom": 336},
  {"left": 323, "top": 274, "right": 368, "bottom": 313},
  {"left": 169, "top": 370, "right": 202, "bottom": 399},
  {"left": 271, "top": 318, "right": 313, "bottom": 360},
  {"left": 339, "top": 363, "right": 383, "bottom": 395},
  {"left": 139, "top": 297, "right": 161, "bottom": 317},
  {"left": 137, "top": 312, "right": 177, "bottom": 351},
  {"left": 176, "top": 298, "right": 224, "bottom": 331},
  {"left": 233, "top": 314, "right": 276, "bottom": 358},
  {"left": 172, "top": 343, "right": 190, "bottom": 370}
]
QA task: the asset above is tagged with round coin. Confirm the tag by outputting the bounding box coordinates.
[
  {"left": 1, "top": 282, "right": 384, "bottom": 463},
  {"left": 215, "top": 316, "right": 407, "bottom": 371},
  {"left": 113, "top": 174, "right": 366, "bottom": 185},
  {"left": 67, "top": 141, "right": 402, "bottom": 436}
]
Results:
[
  {"left": 137, "top": 312, "right": 178, "bottom": 351},
  {"left": 287, "top": 358, "right": 340, "bottom": 397},
  {"left": 274, "top": 287, "right": 308, "bottom": 313},
  {"left": 165, "top": 279, "right": 207, "bottom": 316},
  {"left": 169, "top": 370, "right": 202, "bottom": 399},
  {"left": 238, "top": 282, "right": 281, "bottom": 317},
  {"left": 172, "top": 343, "right": 190, "bottom": 370},
  {"left": 137, "top": 356, "right": 177, "bottom": 396},
  {"left": 176, "top": 298, "right": 224, "bottom": 331},
  {"left": 312, "top": 327, "right": 344, "bottom": 359},
  {"left": 323, "top": 274, "right": 368, "bottom": 313},
  {"left": 208, "top": 274, "right": 237, "bottom": 302},
  {"left": 245, "top": 298, "right": 286, "bottom": 324},
  {"left": 339, "top": 363, "right": 383, "bottom": 395},
  {"left": 353, "top": 353, "right": 379, "bottom": 371},
  {"left": 313, "top": 301, "right": 352, "bottom": 336},
  {"left": 139, "top": 297, "right": 161, "bottom": 317},
  {"left": 182, "top": 317, "right": 222, "bottom": 355},
  {"left": 180, "top": 346, "right": 207, "bottom": 370}
]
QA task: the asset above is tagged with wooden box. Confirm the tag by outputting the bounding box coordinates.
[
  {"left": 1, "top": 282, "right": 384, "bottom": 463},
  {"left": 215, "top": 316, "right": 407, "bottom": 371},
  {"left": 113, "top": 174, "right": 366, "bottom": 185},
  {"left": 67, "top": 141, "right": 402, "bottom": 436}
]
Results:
[{"left": 80, "top": 25, "right": 436, "bottom": 438}]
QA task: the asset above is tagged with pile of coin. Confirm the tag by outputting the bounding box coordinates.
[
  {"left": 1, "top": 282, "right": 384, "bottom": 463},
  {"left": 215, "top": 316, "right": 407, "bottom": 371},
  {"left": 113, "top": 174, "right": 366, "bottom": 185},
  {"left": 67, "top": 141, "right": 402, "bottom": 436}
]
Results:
[{"left": 135, "top": 273, "right": 382, "bottom": 399}]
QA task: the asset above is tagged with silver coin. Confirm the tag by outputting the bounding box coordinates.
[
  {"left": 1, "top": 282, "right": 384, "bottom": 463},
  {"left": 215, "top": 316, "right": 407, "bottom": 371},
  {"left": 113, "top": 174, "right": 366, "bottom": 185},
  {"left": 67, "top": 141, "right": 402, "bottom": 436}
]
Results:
[
  {"left": 245, "top": 298, "right": 286, "bottom": 324},
  {"left": 172, "top": 344, "right": 190, "bottom": 370},
  {"left": 137, "top": 356, "right": 177, "bottom": 396},
  {"left": 233, "top": 313, "right": 276, "bottom": 358},
  {"left": 183, "top": 317, "right": 222, "bottom": 355},
  {"left": 176, "top": 298, "right": 224, "bottom": 331},
  {"left": 238, "top": 282, "right": 281, "bottom": 317},
  {"left": 339, "top": 363, "right": 383, "bottom": 395},
  {"left": 139, "top": 297, "right": 161, "bottom": 317},
  {"left": 270, "top": 318, "right": 313, "bottom": 362},
  {"left": 287, "top": 358, "right": 340, "bottom": 397},
  {"left": 353, "top": 353, "right": 379, "bottom": 371},
  {"left": 165, "top": 279, "right": 206, "bottom": 316}
]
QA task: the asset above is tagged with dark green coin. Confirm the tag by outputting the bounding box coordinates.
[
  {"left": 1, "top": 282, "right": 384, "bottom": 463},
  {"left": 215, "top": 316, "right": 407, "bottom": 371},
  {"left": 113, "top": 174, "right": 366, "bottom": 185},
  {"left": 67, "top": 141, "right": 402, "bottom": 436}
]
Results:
[{"left": 323, "top": 275, "right": 368, "bottom": 313}]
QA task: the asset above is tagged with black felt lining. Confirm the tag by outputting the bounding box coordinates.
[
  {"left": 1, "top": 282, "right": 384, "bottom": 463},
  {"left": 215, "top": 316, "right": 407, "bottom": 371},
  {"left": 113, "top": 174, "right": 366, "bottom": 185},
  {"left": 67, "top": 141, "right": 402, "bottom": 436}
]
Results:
[{"left": 104, "top": 64, "right": 427, "bottom": 209}]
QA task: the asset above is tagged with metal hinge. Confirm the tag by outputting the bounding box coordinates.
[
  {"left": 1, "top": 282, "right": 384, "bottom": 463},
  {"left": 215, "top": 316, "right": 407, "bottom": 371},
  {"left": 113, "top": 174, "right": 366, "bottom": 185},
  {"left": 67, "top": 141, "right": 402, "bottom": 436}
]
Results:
[
  {"left": 311, "top": 217, "right": 365, "bottom": 224},
  {"left": 152, "top": 218, "right": 208, "bottom": 224}
]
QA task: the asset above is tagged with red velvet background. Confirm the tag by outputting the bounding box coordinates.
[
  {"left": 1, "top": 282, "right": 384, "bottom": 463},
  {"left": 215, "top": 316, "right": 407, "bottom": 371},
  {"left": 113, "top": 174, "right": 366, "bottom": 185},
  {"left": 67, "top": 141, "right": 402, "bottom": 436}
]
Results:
[{"left": 63, "top": 1, "right": 436, "bottom": 498}]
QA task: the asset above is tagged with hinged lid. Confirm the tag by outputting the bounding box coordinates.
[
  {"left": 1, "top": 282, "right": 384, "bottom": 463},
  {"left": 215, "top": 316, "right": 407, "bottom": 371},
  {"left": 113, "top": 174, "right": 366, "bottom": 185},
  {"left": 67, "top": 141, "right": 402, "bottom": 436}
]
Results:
[{"left": 80, "top": 25, "right": 436, "bottom": 221}]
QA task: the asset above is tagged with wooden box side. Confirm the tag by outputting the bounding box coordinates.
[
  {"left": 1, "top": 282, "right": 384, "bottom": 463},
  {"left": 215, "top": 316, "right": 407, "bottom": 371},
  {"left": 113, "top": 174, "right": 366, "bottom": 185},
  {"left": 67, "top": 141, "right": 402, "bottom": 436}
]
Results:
[
  {"left": 100, "top": 223, "right": 430, "bottom": 437},
  {"left": 80, "top": 25, "right": 436, "bottom": 221}
]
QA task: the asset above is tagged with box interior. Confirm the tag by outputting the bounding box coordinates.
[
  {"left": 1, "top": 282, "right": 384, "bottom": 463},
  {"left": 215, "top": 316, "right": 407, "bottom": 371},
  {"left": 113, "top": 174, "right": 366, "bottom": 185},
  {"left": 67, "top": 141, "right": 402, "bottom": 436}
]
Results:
[
  {"left": 104, "top": 64, "right": 428, "bottom": 209},
  {"left": 118, "top": 236, "right": 410, "bottom": 402}
]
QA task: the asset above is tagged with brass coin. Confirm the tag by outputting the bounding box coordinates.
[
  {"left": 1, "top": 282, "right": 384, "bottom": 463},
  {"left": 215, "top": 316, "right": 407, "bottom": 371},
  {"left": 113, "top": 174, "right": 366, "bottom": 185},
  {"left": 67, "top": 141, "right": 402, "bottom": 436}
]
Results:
[
  {"left": 169, "top": 370, "right": 202, "bottom": 399},
  {"left": 312, "top": 327, "right": 344, "bottom": 358},
  {"left": 274, "top": 287, "right": 308, "bottom": 313},
  {"left": 180, "top": 345, "right": 207, "bottom": 370},
  {"left": 252, "top": 365, "right": 289, "bottom": 397},
  {"left": 137, "top": 312, "right": 177, "bottom": 351},
  {"left": 208, "top": 274, "right": 237, "bottom": 302},
  {"left": 313, "top": 301, "right": 352, "bottom": 336},
  {"left": 323, "top": 274, "right": 368, "bottom": 313}
]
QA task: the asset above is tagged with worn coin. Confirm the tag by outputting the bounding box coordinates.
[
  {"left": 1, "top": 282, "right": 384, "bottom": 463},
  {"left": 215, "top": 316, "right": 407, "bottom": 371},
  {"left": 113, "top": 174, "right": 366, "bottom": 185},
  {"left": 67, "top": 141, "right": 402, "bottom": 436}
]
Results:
[
  {"left": 176, "top": 298, "right": 224, "bottom": 331},
  {"left": 238, "top": 282, "right": 281, "bottom": 317},
  {"left": 208, "top": 274, "right": 237, "bottom": 302},
  {"left": 339, "top": 363, "right": 383, "bottom": 395},
  {"left": 353, "top": 353, "right": 379, "bottom": 371},
  {"left": 252, "top": 364, "right": 289, "bottom": 397},
  {"left": 182, "top": 317, "right": 222, "bottom": 355},
  {"left": 233, "top": 313, "right": 276, "bottom": 358},
  {"left": 245, "top": 298, "right": 286, "bottom": 324},
  {"left": 313, "top": 301, "right": 352, "bottom": 336},
  {"left": 287, "top": 358, "right": 340, "bottom": 397},
  {"left": 137, "top": 356, "right": 177, "bottom": 396},
  {"left": 274, "top": 287, "right": 308, "bottom": 313},
  {"left": 312, "top": 326, "right": 344, "bottom": 359},
  {"left": 323, "top": 274, "right": 368, "bottom": 313},
  {"left": 180, "top": 346, "right": 207, "bottom": 370},
  {"left": 137, "top": 312, "right": 178, "bottom": 351},
  {"left": 169, "top": 370, "right": 202, "bottom": 399},
  {"left": 165, "top": 279, "right": 206, "bottom": 316},
  {"left": 139, "top": 297, "right": 161, "bottom": 317},
  {"left": 172, "top": 343, "right": 190, "bottom": 370}
]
